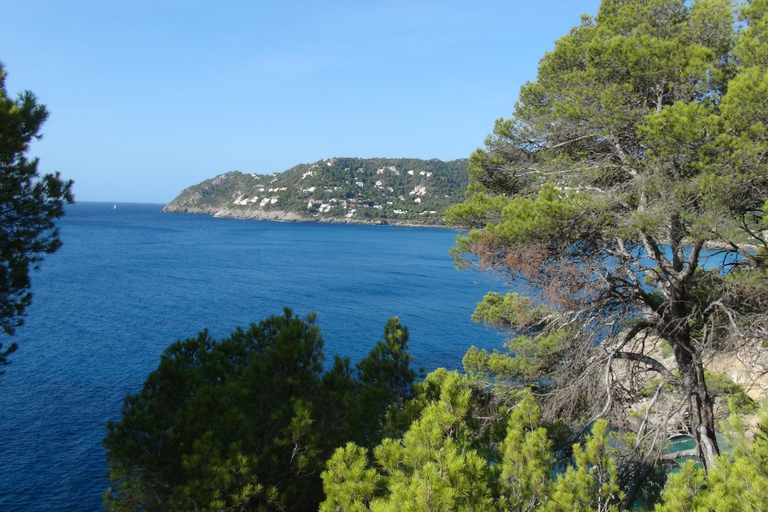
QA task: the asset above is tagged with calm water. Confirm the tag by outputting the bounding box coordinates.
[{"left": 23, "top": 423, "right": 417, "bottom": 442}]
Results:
[{"left": 0, "top": 202, "right": 504, "bottom": 511}]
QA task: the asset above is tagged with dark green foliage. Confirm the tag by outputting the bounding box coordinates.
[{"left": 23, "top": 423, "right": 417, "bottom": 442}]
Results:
[
  {"left": 104, "top": 310, "right": 421, "bottom": 511},
  {"left": 104, "top": 309, "right": 327, "bottom": 511},
  {"left": 355, "top": 317, "right": 425, "bottom": 445},
  {"left": 0, "top": 62, "right": 74, "bottom": 370}
]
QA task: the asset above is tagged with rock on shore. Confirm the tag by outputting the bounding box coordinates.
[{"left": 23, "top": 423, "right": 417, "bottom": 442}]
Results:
[{"left": 161, "top": 204, "right": 414, "bottom": 226}]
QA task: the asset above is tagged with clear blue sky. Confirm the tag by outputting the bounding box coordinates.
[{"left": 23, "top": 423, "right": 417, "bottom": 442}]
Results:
[{"left": 2, "top": 1, "right": 601, "bottom": 204}]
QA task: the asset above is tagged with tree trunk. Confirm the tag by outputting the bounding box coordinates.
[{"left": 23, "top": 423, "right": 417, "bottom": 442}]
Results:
[
  {"left": 661, "top": 237, "right": 720, "bottom": 470},
  {"left": 673, "top": 338, "right": 719, "bottom": 469},
  {"left": 621, "top": 460, "right": 654, "bottom": 510}
]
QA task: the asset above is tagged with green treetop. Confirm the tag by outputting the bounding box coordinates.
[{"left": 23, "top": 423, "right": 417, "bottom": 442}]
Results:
[
  {"left": 321, "top": 372, "right": 624, "bottom": 512},
  {"left": 103, "top": 310, "right": 423, "bottom": 512}
]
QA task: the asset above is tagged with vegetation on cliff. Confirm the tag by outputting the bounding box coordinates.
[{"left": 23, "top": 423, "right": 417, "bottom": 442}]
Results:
[{"left": 105, "top": 310, "right": 768, "bottom": 512}]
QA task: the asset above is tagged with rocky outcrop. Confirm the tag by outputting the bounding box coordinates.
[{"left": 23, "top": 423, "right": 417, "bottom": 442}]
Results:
[
  {"left": 162, "top": 203, "right": 306, "bottom": 221},
  {"left": 163, "top": 204, "right": 430, "bottom": 226},
  {"left": 162, "top": 204, "right": 219, "bottom": 215},
  {"left": 212, "top": 208, "right": 306, "bottom": 222}
]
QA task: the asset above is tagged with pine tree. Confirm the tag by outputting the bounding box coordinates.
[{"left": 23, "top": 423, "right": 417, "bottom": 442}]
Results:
[
  {"left": 447, "top": 0, "right": 768, "bottom": 473},
  {"left": 0, "top": 62, "right": 73, "bottom": 369}
]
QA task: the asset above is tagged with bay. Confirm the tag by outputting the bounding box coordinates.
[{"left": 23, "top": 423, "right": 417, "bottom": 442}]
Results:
[{"left": 0, "top": 202, "right": 504, "bottom": 512}]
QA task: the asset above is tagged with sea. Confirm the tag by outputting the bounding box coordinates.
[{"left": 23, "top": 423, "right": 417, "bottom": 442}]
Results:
[{"left": 0, "top": 202, "right": 506, "bottom": 512}]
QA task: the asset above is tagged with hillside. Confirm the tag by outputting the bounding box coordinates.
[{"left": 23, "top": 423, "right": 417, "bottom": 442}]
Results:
[{"left": 163, "top": 157, "right": 469, "bottom": 225}]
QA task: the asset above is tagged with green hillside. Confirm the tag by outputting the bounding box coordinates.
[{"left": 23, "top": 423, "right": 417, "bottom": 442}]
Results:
[{"left": 163, "top": 157, "right": 469, "bottom": 225}]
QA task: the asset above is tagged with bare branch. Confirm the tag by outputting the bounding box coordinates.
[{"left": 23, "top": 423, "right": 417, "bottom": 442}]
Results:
[
  {"left": 659, "top": 448, "right": 699, "bottom": 461},
  {"left": 614, "top": 352, "right": 680, "bottom": 386}
]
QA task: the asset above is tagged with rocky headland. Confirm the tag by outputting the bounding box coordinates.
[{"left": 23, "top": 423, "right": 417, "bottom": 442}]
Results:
[{"left": 163, "top": 157, "right": 469, "bottom": 227}]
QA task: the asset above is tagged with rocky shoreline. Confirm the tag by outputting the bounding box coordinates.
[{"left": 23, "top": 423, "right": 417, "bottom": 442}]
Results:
[{"left": 161, "top": 205, "right": 448, "bottom": 228}]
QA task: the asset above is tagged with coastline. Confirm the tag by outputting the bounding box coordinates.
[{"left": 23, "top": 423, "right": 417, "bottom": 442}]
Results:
[{"left": 161, "top": 205, "right": 450, "bottom": 229}]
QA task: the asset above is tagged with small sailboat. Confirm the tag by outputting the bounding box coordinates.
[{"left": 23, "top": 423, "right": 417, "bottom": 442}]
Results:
[{"left": 113, "top": 205, "right": 117, "bottom": 210}]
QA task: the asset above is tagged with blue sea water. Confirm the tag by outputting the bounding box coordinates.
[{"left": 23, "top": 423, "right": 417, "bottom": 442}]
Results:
[{"left": 0, "top": 202, "right": 505, "bottom": 512}]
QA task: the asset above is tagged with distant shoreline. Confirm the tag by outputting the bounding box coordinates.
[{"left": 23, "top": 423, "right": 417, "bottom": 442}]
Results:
[{"left": 161, "top": 205, "right": 450, "bottom": 229}]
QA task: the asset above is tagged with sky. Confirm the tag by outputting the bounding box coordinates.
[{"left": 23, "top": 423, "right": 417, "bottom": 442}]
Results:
[{"left": 1, "top": 0, "right": 602, "bottom": 204}]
